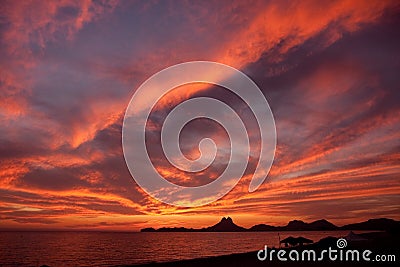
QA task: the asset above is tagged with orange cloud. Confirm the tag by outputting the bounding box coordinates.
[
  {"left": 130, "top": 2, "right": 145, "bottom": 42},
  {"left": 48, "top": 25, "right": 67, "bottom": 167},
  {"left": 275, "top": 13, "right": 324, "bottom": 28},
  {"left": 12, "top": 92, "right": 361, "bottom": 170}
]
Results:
[
  {"left": 218, "top": 0, "right": 398, "bottom": 67},
  {"left": 143, "top": 0, "right": 398, "bottom": 110},
  {"left": 1, "top": 0, "right": 399, "bottom": 230}
]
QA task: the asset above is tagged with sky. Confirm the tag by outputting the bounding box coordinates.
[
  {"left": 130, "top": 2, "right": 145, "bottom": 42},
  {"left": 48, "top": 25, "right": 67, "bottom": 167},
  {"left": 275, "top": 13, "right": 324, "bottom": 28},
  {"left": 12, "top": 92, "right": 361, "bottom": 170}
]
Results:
[{"left": 0, "top": 0, "right": 399, "bottom": 231}]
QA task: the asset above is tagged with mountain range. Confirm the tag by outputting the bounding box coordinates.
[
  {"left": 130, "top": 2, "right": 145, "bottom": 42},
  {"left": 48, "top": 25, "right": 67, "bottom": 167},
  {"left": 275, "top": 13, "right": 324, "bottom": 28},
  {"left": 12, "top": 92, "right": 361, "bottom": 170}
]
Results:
[{"left": 141, "top": 217, "right": 400, "bottom": 232}]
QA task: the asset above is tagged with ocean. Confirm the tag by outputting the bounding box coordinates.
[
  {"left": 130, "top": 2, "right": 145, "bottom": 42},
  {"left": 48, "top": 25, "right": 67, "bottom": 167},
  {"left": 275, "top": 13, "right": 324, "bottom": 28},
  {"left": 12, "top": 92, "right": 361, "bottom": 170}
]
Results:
[{"left": 0, "top": 231, "right": 358, "bottom": 266}]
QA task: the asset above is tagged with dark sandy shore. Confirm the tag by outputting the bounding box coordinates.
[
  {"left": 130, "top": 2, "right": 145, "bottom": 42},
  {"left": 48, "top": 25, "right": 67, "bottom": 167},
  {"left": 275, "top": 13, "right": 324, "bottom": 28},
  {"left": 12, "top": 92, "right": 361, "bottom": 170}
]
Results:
[{"left": 125, "top": 232, "right": 399, "bottom": 267}]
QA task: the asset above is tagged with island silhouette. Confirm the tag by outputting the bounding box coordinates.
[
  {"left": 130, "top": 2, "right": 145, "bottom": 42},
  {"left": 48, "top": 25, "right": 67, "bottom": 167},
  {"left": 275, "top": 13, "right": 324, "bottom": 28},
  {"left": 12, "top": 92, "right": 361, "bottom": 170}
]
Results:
[{"left": 141, "top": 217, "right": 400, "bottom": 232}]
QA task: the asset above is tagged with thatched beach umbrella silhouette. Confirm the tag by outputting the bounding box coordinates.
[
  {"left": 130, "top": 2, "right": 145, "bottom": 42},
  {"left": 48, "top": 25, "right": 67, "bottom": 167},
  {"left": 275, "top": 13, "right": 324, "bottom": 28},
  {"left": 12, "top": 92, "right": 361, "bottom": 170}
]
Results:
[{"left": 280, "top": 236, "right": 297, "bottom": 247}]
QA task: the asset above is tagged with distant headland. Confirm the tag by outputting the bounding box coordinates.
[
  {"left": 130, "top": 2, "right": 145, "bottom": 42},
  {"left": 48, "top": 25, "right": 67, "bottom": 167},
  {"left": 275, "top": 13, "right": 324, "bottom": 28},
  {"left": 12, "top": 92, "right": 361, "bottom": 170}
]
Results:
[{"left": 141, "top": 217, "right": 400, "bottom": 232}]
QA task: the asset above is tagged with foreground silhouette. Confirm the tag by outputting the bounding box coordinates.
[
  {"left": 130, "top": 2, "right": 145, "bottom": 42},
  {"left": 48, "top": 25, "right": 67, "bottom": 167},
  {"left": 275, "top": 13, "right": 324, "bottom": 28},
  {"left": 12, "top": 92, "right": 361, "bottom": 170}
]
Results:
[{"left": 133, "top": 231, "right": 399, "bottom": 267}]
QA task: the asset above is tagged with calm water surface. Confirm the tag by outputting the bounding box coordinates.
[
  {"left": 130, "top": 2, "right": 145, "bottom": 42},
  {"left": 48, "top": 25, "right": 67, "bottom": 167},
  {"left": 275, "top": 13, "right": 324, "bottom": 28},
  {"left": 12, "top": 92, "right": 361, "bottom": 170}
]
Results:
[{"left": 0, "top": 231, "right": 361, "bottom": 266}]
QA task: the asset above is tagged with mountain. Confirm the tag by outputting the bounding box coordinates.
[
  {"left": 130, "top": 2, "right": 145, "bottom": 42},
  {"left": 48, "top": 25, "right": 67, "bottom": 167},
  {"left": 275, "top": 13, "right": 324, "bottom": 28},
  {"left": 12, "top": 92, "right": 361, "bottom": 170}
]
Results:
[
  {"left": 141, "top": 227, "right": 156, "bottom": 232},
  {"left": 141, "top": 226, "right": 196, "bottom": 232},
  {"left": 285, "top": 220, "right": 310, "bottom": 231},
  {"left": 340, "top": 218, "right": 400, "bottom": 231},
  {"left": 141, "top": 217, "right": 246, "bottom": 232},
  {"left": 248, "top": 219, "right": 337, "bottom": 231},
  {"left": 140, "top": 217, "right": 399, "bottom": 232},
  {"left": 202, "top": 217, "right": 246, "bottom": 232},
  {"left": 308, "top": 219, "right": 338, "bottom": 230},
  {"left": 248, "top": 224, "right": 277, "bottom": 231}
]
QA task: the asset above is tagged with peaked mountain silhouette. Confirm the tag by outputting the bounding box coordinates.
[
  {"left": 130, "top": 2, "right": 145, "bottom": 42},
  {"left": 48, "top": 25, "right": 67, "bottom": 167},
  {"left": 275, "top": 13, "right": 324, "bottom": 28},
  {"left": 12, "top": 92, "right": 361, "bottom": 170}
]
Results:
[
  {"left": 201, "top": 217, "right": 246, "bottom": 232},
  {"left": 141, "top": 217, "right": 399, "bottom": 232}
]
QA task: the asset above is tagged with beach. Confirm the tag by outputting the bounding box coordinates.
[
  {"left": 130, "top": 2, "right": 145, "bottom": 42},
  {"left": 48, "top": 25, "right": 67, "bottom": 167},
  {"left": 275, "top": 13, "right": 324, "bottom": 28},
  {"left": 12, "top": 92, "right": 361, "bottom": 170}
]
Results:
[{"left": 131, "top": 232, "right": 399, "bottom": 267}]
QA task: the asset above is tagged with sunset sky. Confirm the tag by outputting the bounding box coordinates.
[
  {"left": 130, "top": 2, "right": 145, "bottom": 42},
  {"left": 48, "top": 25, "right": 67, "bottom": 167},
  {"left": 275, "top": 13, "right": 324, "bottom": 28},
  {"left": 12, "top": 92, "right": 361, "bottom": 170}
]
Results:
[{"left": 1, "top": 0, "right": 399, "bottom": 231}]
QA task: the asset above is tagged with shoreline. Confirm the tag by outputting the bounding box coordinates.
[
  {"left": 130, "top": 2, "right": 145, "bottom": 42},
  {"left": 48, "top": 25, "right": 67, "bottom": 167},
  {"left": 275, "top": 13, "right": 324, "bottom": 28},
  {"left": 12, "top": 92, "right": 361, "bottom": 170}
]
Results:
[{"left": 125, "top": 231, "right": 399, "bottom": 267}]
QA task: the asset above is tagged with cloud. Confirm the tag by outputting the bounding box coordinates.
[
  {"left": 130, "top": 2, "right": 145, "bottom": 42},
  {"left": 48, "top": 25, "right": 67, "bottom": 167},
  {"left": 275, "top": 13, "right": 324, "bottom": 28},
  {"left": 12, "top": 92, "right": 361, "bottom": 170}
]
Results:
[{"left": 0, "top": 0, "right": 399, "bottom": 229}]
